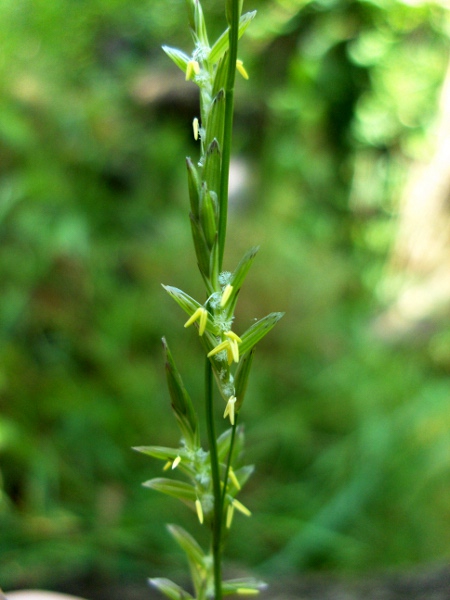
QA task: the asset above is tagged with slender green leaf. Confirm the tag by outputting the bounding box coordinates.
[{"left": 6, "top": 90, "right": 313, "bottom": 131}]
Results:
[
  {"left": 143, "top": 478, "right": 196, "bottom": 502},
  {"left": 133, "top": 445, "right": 181, "bottom": 461},
  {"left": 212, "top": 53, "right": 229, "bottom": 96},
  {"left": 163, "top": 338, "right": 198, "bottom": 446},
  {"left": 162, "top": 46, "right": 190, "bottom": 73},
  {"left": 222, "top": 577, "right": 267, "bottom": 596},
  {"left": 209, "top": 12, "right": 257, "bottom": 64},
  {"left": 239, "top": 312, "right": 284, "bottom": 355},
  {"left": 167, "top": 524, "right": 205, "bottom": 568},
  {"left": 200, "top": 185, "right": 218, "bottom": 249},
  {"left": 149, "top": 577, "right": 194, "bottom": 600},
  {"left": 235, "top": 349, "right": 254, "bottom": 412},
  {"left": 186, "top": 157, "right": 201, "bottom": 219},
  {"left": 233, "top": 464, "right": 254, "bottom": 490},
  {"left": 217, "top": 425, "right": 245, "bottom": 463},
  {"left": 230, "top": 246, "right": 259, "bottom": 292},
  {"left": 189, "top": 214, "right": 212, "bottom": 280},
  {"left": 205, "top": 89, "right": 225, "bottom": 151}
]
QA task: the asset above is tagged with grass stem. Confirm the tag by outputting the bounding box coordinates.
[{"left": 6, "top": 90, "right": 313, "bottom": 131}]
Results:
[
  {"left": 205, "top": 358, "right": 223, "bottom": 600},
  {"left": 218, "top": 0, "right": 240, "bottom": 270}
]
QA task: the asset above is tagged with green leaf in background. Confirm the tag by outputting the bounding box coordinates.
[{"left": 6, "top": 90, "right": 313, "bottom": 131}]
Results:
[{"left": 149, "top": 577, "right": 194, "bottom": 600}]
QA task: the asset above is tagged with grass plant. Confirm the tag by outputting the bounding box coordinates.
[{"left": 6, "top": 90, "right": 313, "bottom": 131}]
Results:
[{"left": 134, "top": 1, "right": 283, "bottom": 598}]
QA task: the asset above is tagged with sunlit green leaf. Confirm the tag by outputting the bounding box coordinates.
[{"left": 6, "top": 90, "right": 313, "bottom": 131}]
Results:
[
  {"left": 209, "top": 11, "right": 257, "bottom": 64},
  {"left": 143, "top": 478, "right": 196, "bottom": 502},
  {"left": 149, "top": 577, "right": 194, "bottom": 600},
  {"left": 162, "top": 46, "right": 190, "bottom": 73},
  {"left": 167, "top": 524, "right": 205, "bottom": 567},
  {"left": 133, "top": 445, "right": 181, "bottom": 461},
  {"left": 239, "top": 312, "right": 284, "bottom": 355},
  {"left": 222, "top": 577, "right": 267, "bottom": 596}
]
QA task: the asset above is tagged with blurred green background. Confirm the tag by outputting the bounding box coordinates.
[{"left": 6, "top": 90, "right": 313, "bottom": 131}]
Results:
[{"left": 1, "top": 0, "right": 450, "bottom": 590}]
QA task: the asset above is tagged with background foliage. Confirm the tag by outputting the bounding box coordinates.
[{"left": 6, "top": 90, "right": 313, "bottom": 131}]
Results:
[{"left": 1, "top": 0, "right": 450, "bottom": 589}]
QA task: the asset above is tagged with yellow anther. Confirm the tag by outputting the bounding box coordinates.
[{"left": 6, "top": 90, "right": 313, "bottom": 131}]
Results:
[
  {"left": 236, "top": 60, "right": 249, "bottom": 80},
  {"left": 163, "top": 461, "right": 172, "bottom": 471},
  {"left": 193, "top": 117, "right": 199, "bottom": 141},
  {"left": 223, "top": 396, "right": 237, "bottom": 425},
  {"left": 186, "top": 60, "right": 200, "bottom": 81},
  {"left": 220, "top": 284, "right": 233, "bottom": 307},
  {"left": 225, "top": 330, "right": 242, "bottom": 343},
  {"left": 229, "top": 339, "right": 239, "bottom": 364},
  {"left": 207, "top": 339, "right": 230, "bottom": 358},
  {"left": 236, "top": 589, "right": 259, "bottom": 595},
  {"left": 172, "top": 456, "right": 181, "bottom": 470},
  {"left": 184, "top": 307, "right": 208, "bottom": 336},
  {"left": 229, "top": 467, "right": 241, "bottom": 490},
  {"left": 232, "top": 498, "right": 251, "bottom": 517},
  {"left": 195, "top": 498, "right": 204, "bottom": 524},
  {"left": 208, "top": 335, "right": 240, "bottom": 364},
  {"left": 226, "top": 503, "right": 235, "bottom": 529}
]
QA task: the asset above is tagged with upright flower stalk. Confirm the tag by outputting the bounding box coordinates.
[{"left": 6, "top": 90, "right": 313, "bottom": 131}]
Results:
[{"left": 135, "top": 2, "right": 284, "bottom": 599}]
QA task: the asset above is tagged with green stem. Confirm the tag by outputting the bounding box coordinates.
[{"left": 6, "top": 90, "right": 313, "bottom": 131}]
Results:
[
  {"left": 205, "top": 358, "right": 223, "bottom": 600},
  {"left": 218, "top": 0, "right": 240, "bottom": 270},
  {"left": 221, "top": 417, "right": 238, "bottom": 507}
]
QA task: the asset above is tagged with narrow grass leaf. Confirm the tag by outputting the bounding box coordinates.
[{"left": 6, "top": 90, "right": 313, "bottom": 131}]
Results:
[
  {"left": 209, "top": 12, "right": 257, "bottom": 64},
  {"left": 239, "top": 312, "right": 285, "bottom": 355},
  {"left": 143, "top": 478, "right": 196, "bottom": 502},
  {"left": 222, "top": 577, "right": 267, "bottom": 595},
  {"left": 167, "top": 524, "right": 205, "bottom": 568},
  {"left": 186, "top": 157, "right": 201, "bottom": 218},
  {"left": 212, "top": 53, "right": 229, "bottom": 96},
  {"left": 203, "top": 138, "right": 221, "bottom": 196},
  {"left": 205, "top": 89, "right": 225, "bottom": 150},
  {"left": 149, "top": 578, "right": 193, "bottom": 600},
  {"left": 234, "top": 349, "right": 254, "bottom": 412},
  {"left": 162, "top": 46, "right": 190, "bottom": 73},
  {"left": 163, "top": 338, "right": 198, "bottom": 446},
  {"left": 133, "top": 446, "right": 181, "bottom": 461}
]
